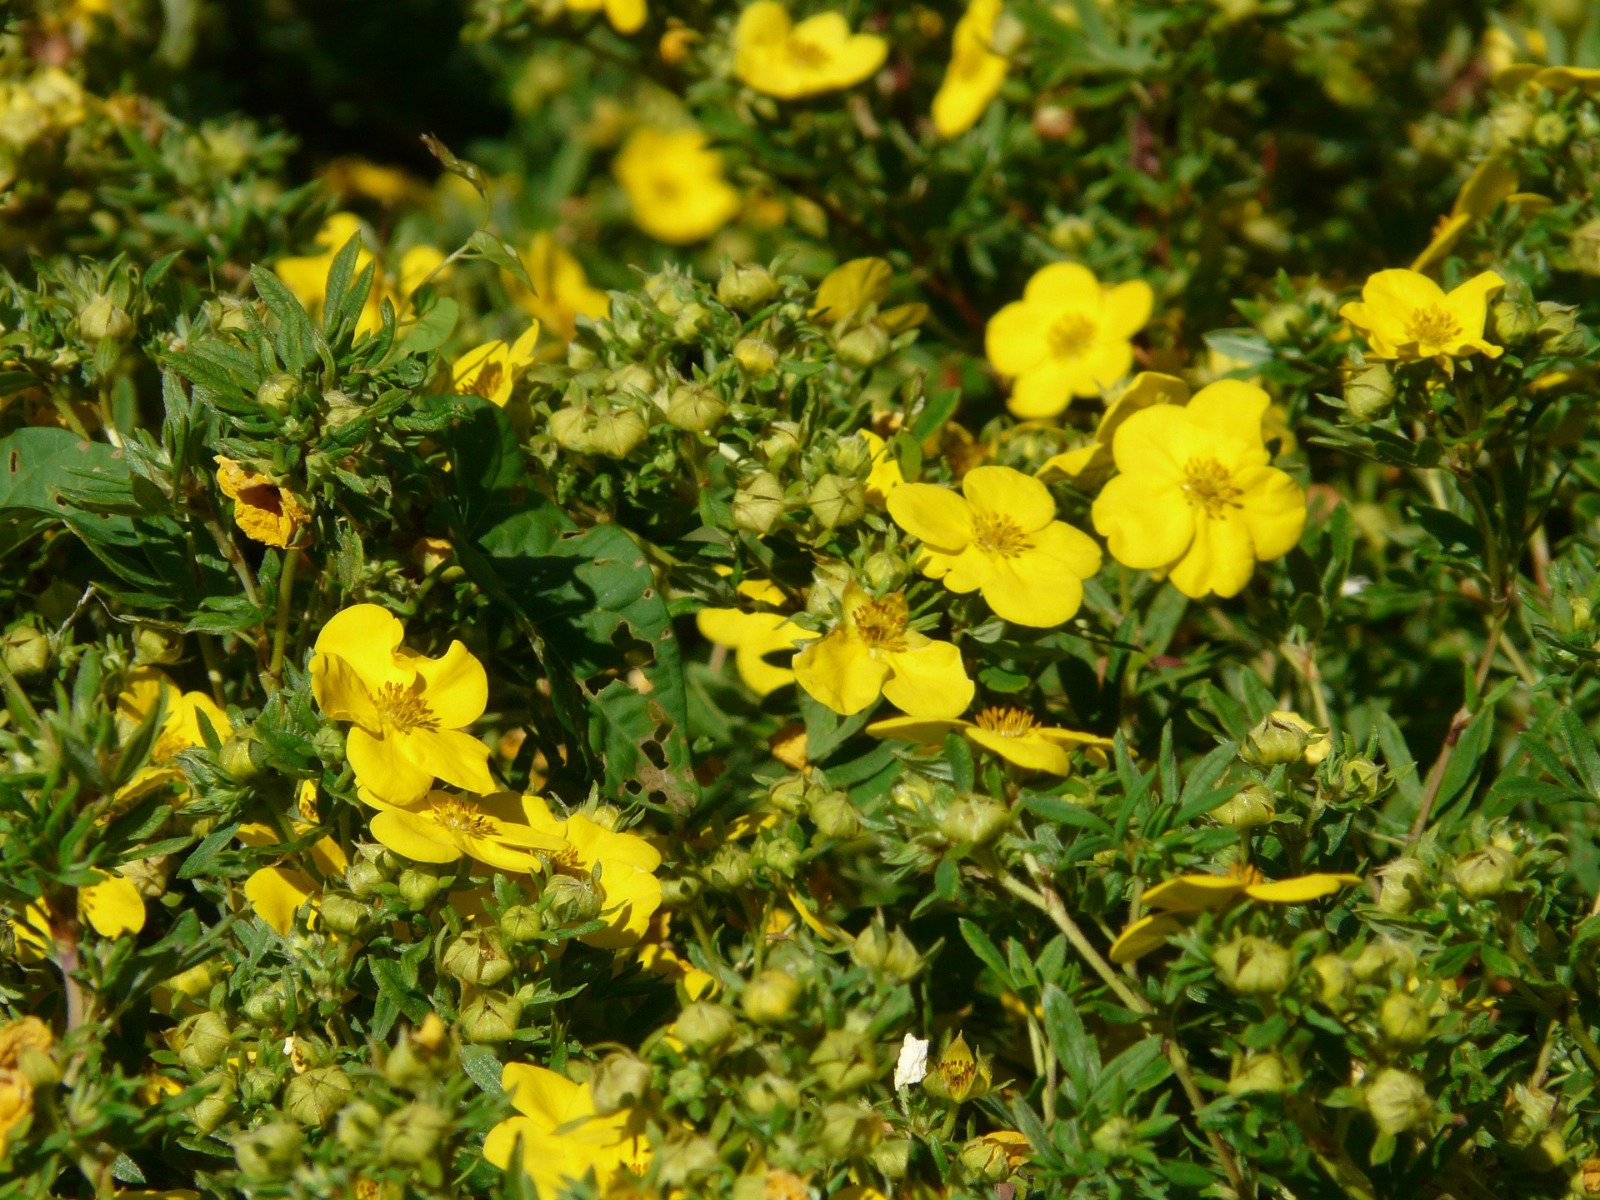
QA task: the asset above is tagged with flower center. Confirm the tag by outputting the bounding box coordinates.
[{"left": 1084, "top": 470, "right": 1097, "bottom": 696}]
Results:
[
  {"left": 466, "top": 362, "right": 503, "bottom": 399},
  {"left": 651, "top": 175, "right": 683, "bottom": 203},
  {"left": 373, "top": 682, "right": 439, "bottom": 733},
  {"left": 1403, "top": 304, "right": 1461, "bottom": 348},
  {"left": 152, "top": 727, "right": 186, "bottom": 764},
  {"left": 786, "top": 36, "right": 832, "bottom": 68},
  {"left": 427, "top": 794, "right": 496, "bottom": 839},
  {"left": 854, "top": 593, "right": 910, "bottom": 652},
  {"left": 1047, "top": 312, "right": 1097, "bottom": 359},
  {"left": 548, "top": 844, "right": 584, "bottom": 874},
  {"left": 971, "top": 511, "right": 1032, "bottom": 558},
  {"left": 1180, "top": 458, "right": 1243, "bottom": 518},
  {"left": 974, "top": 706, "right": 1038, "bottom": 737},
  {"left": 1226, "top": 862, "right": 1265, "bottom": 888}
]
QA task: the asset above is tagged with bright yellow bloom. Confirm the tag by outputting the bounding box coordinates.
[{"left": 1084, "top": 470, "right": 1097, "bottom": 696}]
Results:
[
  {"left": 452, "top": 324, "right": 541, "bottom": 407},
  {"left": 323, "top": 157, "right": 430, "bottom": 206},
  {"left": 310, "top": 604, "right": 496, "bottom": 805},
  {"left": 932, "top": 0, "right": 1008, "bottom": 137},
  {"left": 484, "top": 1064, "right": 651, "bottom": 1198},
  {"left": 215, "top": 456, "right": 311, "bottom": 549},
  {"left": 734, "top": 2, "right": 888, "bottom": 99},
  {"left": 1036, "top": 371, "right": 1188, "bottom": 489},
  {"left": 985, "top": 263, "right": 1154, "bottom": 418},
  {"left": 868, "top": 705, "right": 1113, "bottom": 774},
  {"left": 238, "top": 782, "right": 351, "bottom": 936},
  {"left": 12, "top": 871, "right": 146, "bottom": 960},
  {"left": 813, "top": 258, "right": 927, "bottom": 334},
  {"left": 888, "top": 465, "right": 1101, "bottom": 627},
  {"left": 116, "top": 668, "right": 233, "bottom": 801},
  {"left": 511, "top": 233, "right": 610, "bottom": 344},
  {"left": 362, "top": 789, "right": 568, "bottom": 874},
  {"left": 793, "top": 585, "right": 974, "bottom": 719},
  {"left": 695, "top": 579, "right": 817, "bottom": 697},
  {"left": 1091, "top": 381, "right": 1306, "bottom": 600},
  {"left": 1109, "top": 863, "right": 1361, "bottom": 963},
  {"left": 521, "top": 797, "right": 662, "bottom": 948},
  {"left": 1339, "top": 269, "right": 1504, "bottom": 368},
  {"left": 859, "top": 429, "right": 904, "bottom": 505},
  {"left": 564, "top": 0, "right": 646, "bottom": 34},
  {"left": 614, "top": 128, "right": 740, "bottom": 245}
]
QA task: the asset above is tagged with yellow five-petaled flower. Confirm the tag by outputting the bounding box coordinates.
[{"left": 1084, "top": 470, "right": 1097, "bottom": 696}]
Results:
[
  {"left": 1339, "top": 268, "right": 1504, "bottom": 370},
  {"left": 734, "top": 2, "right": 887, "bottom": 100},
  {"left": 452, "top": 323, "right": 541, "bottom": 408},
  {"left": 310, "top": 604, "right": 496, "bottom": 806},
  {"left": 888, "top": 464, "right": 1101, "bottom": 627},
  {"left": 1091, "top": 381, "right": 1306, "bottom": 600},
  {"left": 484, "top": 1063, "right": 651, "bottom": 1199},
  {"left": 932, "top": 0, "right": 1008, "bottom": 137},
  {"left": 869, "top": 705, "right": 1113, "bottom": 775}
]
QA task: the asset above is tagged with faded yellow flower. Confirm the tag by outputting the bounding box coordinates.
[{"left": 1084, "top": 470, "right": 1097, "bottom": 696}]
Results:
[
  {"left": 734, "top": 2, "right": 887, "bottom": 100},
  {"left": 116, "top": 667, "right": 233, "bottom": 801},
  {"left": 215, "top": 456, "right": 311, "bottom": 549},
  {"left": 614, "top": 128, "right": 740, "bottom": 245}
]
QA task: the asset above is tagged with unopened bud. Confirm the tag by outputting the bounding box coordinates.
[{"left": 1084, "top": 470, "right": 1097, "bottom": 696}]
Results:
[
  {"left": 500, "top": 904, "right": 544, "bottom": 943},
  {"left": 705, "top": 844, "right": 753, "bottom": 890},
  {"left": 345, "top": 857, "right": 388, "bottom": 899},
  {"left": 939, "top": 796, "right": 1011, "bottom": 847},
  {"left": 741, "top": 969, "right": 801, "bottom": 1024},
  {"left": 1339, "top": 755, "right": 1384, "bottom": 801},
  {"left": 283, "top": 1065, "right": 353, "bottom": 1126},
  {"left": 187, "top": 1074, "right": 235, "bottom": 1134},
  {"left": 443, "top": 929, "right": 512, "bottom": 987},
  {"left": 672, "top": 1002, "right": 737, "bottom": 1052},
  {"left": 959, "top": 1136, "right": 1011, "bottom": 1182},
  {"left": 1091, "top": 1116, "right": 1138, "bottom": 1157},
  {"left": 218, "top": 730, "right": 263, "bottom": 782},
  {"left": 317, "top": 893, "right": 372, "bottom": 937},
  {"left": 1352, "top": 939, "right": 1416, "bottom": 984},
  {"left": 1376, "top": 858, "right": 1429, "bottom": 916},
  {"left": 1538, "top": 302, "right": 1586, "bottom": 356},
  {"left": 381, "top": 1100, "right": 450, "bottom": 1165},
  {"left": 336, "top": 1099, "right": 383, "bottom": 1151},
  {"left": 1534, "top": 111, "right": 1570, "bottom": 148},
  {"left": 397, "top": 864, "right": 447, "bottom": 909},
  {"left": 384, "top": 1017, "right": 455, "bottom": 1091},
  {"left": 863, "top": 551, "right": 907, "bottom": 591},
  {"left": 1227, "top": 1052, "right": 1288, "bottom": 1096},
  {"left": 588, "top": 408, "right": 648, "bottom": 458},
  {"left": 1344, "top": 363, "right": 1395, "bottom": 422},
  {"left": 811, "top": 1027, "right": 879, "bottom": 1093},
  {"left": 1212, "top": 936, "right": 1292, "bottom": 996},
  {"left": 744, "top": 1071, "right": 800, "bottom": 1116},
  {"left": 808, "top": 474, "right": 866, "bottom": 530},
  {"left": 1213, "top": 782, "right": 1275, "bottom": 828},
  {"left": 1242, "top": 712, "right": 1310, "bottom": 767},
  {"left": 233, "top": 1120, "right": 303, "bottom": 1178},
  {"left": 78, "top": 296, "right": 134, "bottom": 342},
  {"left": 549, "top": 405, "right": 595, "bottom": 452},
  {"left": 2, "top": 624, "right": 50, "bottom": 679},
  {"left": 458, "top": 991, "right": 522, "bottom": 1043},
  {"left": 717, "top": 263, "right": 778, "bottom": 311},
  {"left": 176, "top": 1011, "right": 231, "bottom": 1071},
  {"left": 759, "top": 421, "right": 802, "bottom": 467},
  {"left": 666, "top": 384, "right": 726, "bottom": 432},
  {"left": 1365, "top": 1067, "right": 1431, "bottom": 1135},
  {"left": 819, "top": 1101, "right": 881, "bottom": 1158},
  {"left": 1452, "top": 845, "right": 1517, "bottom": 900},
  {"left": 1491, "top": 295, "right": 1541, "bottom": 344},
  {"left": 132, "top": 624, "right": 183, "bottom": 665},
  {"left": 835, "top": 322, "right": 891, "bottom": 368},
  {"left": 241, "top": 983, "right": 287, "bottom": 1026},
  {"left": 734, "top": 336, "right": 780, "bottom": 376},
  {"left": 733, "top": 472, "right": 786, "bottom": 535},
  {"left": 590, "top": 1052, "right": 652, "bottom": 1115},
  {"left": 544, "top": 873, "right": 604, "bottom": 925},
  {"left": 1379, "top": 991, "right": 1430, "bottom": 1045},
  {"left": 810, "top": 792, "right": 861, "bottom": 840},
  {"left": 657, "top": 1133, "right": 721, "bottom": 1186},
  {"left": 673, "top": 302, "right": 712, "bottom": 338},
  {"left": 257, "top": 373, "right": 301, "bottom": 414},
  {"left": 873, "top": 1138, "right": 913, "bottom": 1179}
]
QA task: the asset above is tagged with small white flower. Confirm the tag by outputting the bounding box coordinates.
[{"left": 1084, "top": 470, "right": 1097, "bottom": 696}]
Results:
[
  {"left": 1341, "top": 575, "right": 1372, "bottom": 598},
  {"left": 894, "top": 1032, "right": 930, "bottom": 1090}
]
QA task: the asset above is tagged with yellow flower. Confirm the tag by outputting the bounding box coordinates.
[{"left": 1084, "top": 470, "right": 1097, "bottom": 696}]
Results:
[
  {"left": 887, "top": 464, "right": 1102, "bottom": 627},
  {"left": 484, "top": 1063, "right": 651, "bottom": 1197},
  {"left": 362, "top": 789, "right": 568, "bottom": 875},
  {"left": 792, "top": 585, "right": 974, "bottom": 719},
  {"left": 1339, "top": 269, "right": 1504, "bottom": 368},
  {"left": 985, "top": 263, "right": 1154, "bottom": 418},
  {"left": 564, "top": 0, "right": 646, "bottom": 34},
  {"left": 695, "top": 578, "right": 817, "bottom": 697},
  {"left": 868, "top": 705, "right": 1113, "bottom": 774},
  {"left": 116, "top": 668, "right": 233, "bottom": 801},
  {"left": 734, "top": 2, "right": 888, "bottom": 99},
  {"left": 511, "top": 233, "right": 610, "bottom": 344},
  {"left": 812, "top": 258, "right": 927, "bottom": 334},
  {"left": 1036, "top": 371, "right": 1188, "bottom": 490},
  {"left": 238, "top": 783, "right": 351, "bottom": 936},
  {"left": 1108, "top": 863, "right": 1361, "bottom": 963},
  {"left": 521, "top": 797, "right": 662, "bottom": 948},
  {"left": 323, "top": 157, "right": 430, "bottom": 206},
  {"left": 452, "top": 324, "right": 541, "bottom": 407},
  {"left": 309, "top": 604, "right": 496, "bottom": 805},
  {"left": 0, "top": 1015, "right": 51, "bottom": 1156},
  {"left": 932, "top": 0, "right": 1008, "bottom": 137},
  {"left": 1411, "top": 159, "right": 1519, "bottom": 272},
  {"left": 1090, "top": 381, "right": 1306, "bottom": 600},
  {"left": 859, "top": 429, "right": 904, "bottom": 505},
  {"left": 614, "top": 128, "right": 740, "bottom": 245},
  {"left": 12, "top": 871, "right": 147, "bottom": 961},
  {"left": 215, "top": 456, "right": 311, "bottom": 549}
]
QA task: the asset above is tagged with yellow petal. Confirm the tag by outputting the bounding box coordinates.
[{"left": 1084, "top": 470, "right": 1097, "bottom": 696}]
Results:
[
  {"left": 604, "top": 0, "right": 646, "bottom": 33},
  {"left": 1024, "top": 262, "right": 1101, "bottom": 307},
  {"left": 313, "top": 605, "right": 408, "bottom": 693},
  {"left": 887, "top": 483, "right": 973, "bottom": 550},
  {"left": 866, "top": 715, "right": 966, "bottom": 745},
  {"left": 369, "top": 809, "right": 464, "bottom": 864},
  {"left": 961, "top": 465, "right": 1058, "bottom": 533},
  {"left": 984, "top": 299, "right": 1051, "bottom": 377},
  {"left": 980, "top": 544, "right": 1088, "bottom": 627},
  {"left": 1244, "top": 873, "right": 1362, "bottom": 904},
  {"left": 793, "top": 631, "right": 891, "bottom": 717},
  {"left": 1007, "top": 359, "right": 1089, "bottom": 418},
  {"left": 1141, "top": 873, "right": 1248, "bottom": 913},
  {"left": 396, "top": 727, "right": 496, "bottom": 796},
  {"left": 1235, "top": 465, "right": 1307, "bottom": 563},
  {"left": 1092, "top": 474, "right": 1194, "bottom": 572},
  {"left": 1108, "top": 913, "right": 1186, "bottom": 964},
  {"left": 814, "top": 258, "right": 892, "bottom": 323},
  {"left": 309, "top": 652, "right": 381, "bottom": 729},
  {"left": 579, "top": 862, "right": 662, "bottom": 949},
  {"left": 244, "top": 866, "right": 316, "bottom": 936},
  {"left": 1168, "top": 511, "right": 1257, "bottom": 599},
  {"left": 79, "top": 872, "right": 145, "bottom": 937},
  {"left": 1183, "top": 380, "right": 1272, "bottom": 448},
  {"left": 882, "top": 640, "right": 973, "bottom": 720},
  {"left": 406, "top": 640, "right": 489, "bottom": 729},
  {"left": 966, "top": 727, "right": 1072, "bottom": 773},
  {"left": 1099, "top": 279, "right": 1154, "bottom": 339},
  {"left": 346, "top": 726, "right": 435, "bottom": 806},
  {"left": 501, "top": 1063, "right": 593, "bottom": 1127}
]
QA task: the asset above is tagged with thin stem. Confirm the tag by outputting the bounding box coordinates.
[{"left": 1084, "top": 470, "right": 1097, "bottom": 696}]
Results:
[{"left": 269, "top": 547, "right": 302, "bottom": 685}]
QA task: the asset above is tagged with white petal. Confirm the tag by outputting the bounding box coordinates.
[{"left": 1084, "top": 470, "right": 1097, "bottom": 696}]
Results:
[{"left": 894, "top": 1033, "right": 930, "bottom": 1090}]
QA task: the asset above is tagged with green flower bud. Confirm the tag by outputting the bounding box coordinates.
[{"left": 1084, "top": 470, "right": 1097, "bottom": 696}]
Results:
[
  {"left": 397, "top": 864, "right": 447, "bottom": 909},
  {"left": 1506, "top": 1083, "right": 1557, "bottom": 1146},
  {"left": 1343, "top": 363, "right": 1396, "bottom": 423},
  {"left": 443, "top": 929, "right": 512, "bottom": 987},
  {"left": 705, "top": 844, "right": 753, "bottom": 891},
  {"left": 1213, "top": 782, "right": 1275, "bottom": 828},
  {"left": 1524, "top": 1129, "right": 1568, "bottom": 1171},
  {"left": 810, "top": 791, "right": 861, "bottom": 840},
  {"left": 673, "top": 302, "right": 713, "bottom": 339},
  {"left": 741, "top": 969, "right": 801, "bottom": 1025},
  {"left": 1376, "top": 858, "right": 1429, "bottom": 915},
  {"left": 756, "top": 836, "right": 802, "bottom": 877},
  {"left": 808, "top": 473, "right": 866, "bottom": 530},
  {"left": 241, "top": 982, "right": 287, "bottom": 1027},
  {"left": 743, "top": 1071, "right": 799, "bottom": 1116},
  {"left": 830, "top": 434, "right": 873, "bottom": 477},
  {"left": 1491, "top": 295, "right": 1542, "bottom": 344},
  {"left": 590, "top": 1052, "right": 653, "bottom": 1116},
  {"left": 960, "top": 1136, "right": 1012, "bottom": 1183},
  {"left": 1212, "top": 936, "right": 1292, "bottom": 996},
  {"left": 872, "top": 1138, "right": 913, "bottom": 1180},
  {"left": 381, "top": 1100, "right": 450, "bottom": 1165},
  {"left": 321, "top": 388, "right": 364, "bottom": 430},
  {"left": 218, "top": 730, "right": 264, "bottom": 782},
  {"left": 939, "top": 796, "right": 1011, "bottom": 847},
  {"left": 238, "top": 1064, "right": 282, "bottom": 1108},
  {"left": 544, "top": 873, "right": 604, "bottom": 925},
  {"left": 345, "top": 857, "right": 388, "bottom": 899},
  {"left": 318, "top": 893, "right": 373, "bottom": 938},
  {"left": 1452, "top": 845, "right": 1517, "bottom": 900},
  {"left": 256, "top": 373, "right": 301, "bottom": 414},
  {"left": 659, "top": 874, "right": 703, "bottom": 906},
  {"left": 1339, "top": 755, "right": 1384, "bottom": 802},
  {"left": 2, "top": 624, "right": 50, "bottom": 679},
  {"left": 336, "top": 1099, "right": 383, "bottom": 1151},
  {"left": 188, "top": 1074, "right": 236, "bottom": 1135},
  {"left": 549, "top": 405, "right": 596, "bottom": 453},
  {"left": 734, "top": 336, "right": 780, "bottom": 376},
  {"left": 819, "top": 1101, "right": 881, "bottom": 1158},
  {"left": 672, "top": 1002, "right": 737, "bottom": 1052},
  {"left": 383, "top": 1014, "right": 454, "bottom": 1091},
  {"left": 717, "top": 263, "right": 778, "bottom": 311},
  {"left": 1488, "top": 102, "right": 1535, "bottom": 152},
  {"left": 1534, "top": 111, "right": 1570, "bottom": 148},
  {"left": 78, "top": 295, "right": 134, "bottom": 342},
  {"left": 1351, "top": 939, "right": 1416, "bottom": 984},
  {"left": 1364, "top": 1067, "right": 1431, "bottom": 1135},
  {"left": 233, "top": 1120, "right": 303, "bottom": 1178},
  {"left": 656, "top": 1133, "right": 722, "bottom": 1187},
  {"left": 835, "top": 322, "right": 891, "bottom": 368},
  {"left": 310, "top": 724, "right": 346, "bottom": 766},
  {"left": 1227, "top": 1052, "right": 1288, "bottom": 1096},
  {"left": 1242, "top": 712, "right": 1310, "bottom": 767},
  {"left": 1537, "top": 302, "right": 1586, "bottom": 356},
  {"left": 588, "top": 407, "right": 648, "bottom": 459},
  {"left": 500, "top": 904, "right": 545, "bottom": 943},
  {"left": 1379, "top": 991, "right": 1429, "bottom": 1044},
  {"left": 1048, "top": 215, "right": 1094, "bottom": 253},
  {"left": 665, "top": 383, "right": 727, "bottom": 432},
  {"left": 132, "top": 624, "right": 183, "bottom": 666},
  {"left": 176, "top": 1012, "right": 231, "bottom": 1072},
  {"left": 733, "top": 471, "right": 787, "bottom": 535},
  {"left": 768, "top": 774, "right": 808, "bottom": 813},
  {"left": 863, "top": 551, "right": 907, "bottom": 592},
  {"left": 759, "top": 421, "right": 802, "bottom": 467},
  {"left": 667, "top": 1060, "right": 709, "bottom": 1103},
  {"left": 811, "top": 1027, "right": 879, "bottom": 1093},
  {"left": 1091, "top": 1116, "right": 1139, "bottom": 1157},
  {"left": 283, "top": 1066, "right": 352, "bottom": 1126},
  {"left": 879, "top": 928, "right": 924, "bottom": 983},
  {"left": 458, "top": 991, "right": 523, "bottom": 1043}
]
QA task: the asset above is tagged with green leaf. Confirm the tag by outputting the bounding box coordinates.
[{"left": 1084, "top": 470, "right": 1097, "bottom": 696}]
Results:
[
  {"left": 465, "top": 230, "right": 535, "bottom": 292},
  {"left": 1020, "top": 793, "right": 1113, "bottom": 835},
  {"left": 959, "top": 919, "right": 1016, "bottom": 991},
  {"left": 250, "top": 263, "right": 318, "bottom": 373}
]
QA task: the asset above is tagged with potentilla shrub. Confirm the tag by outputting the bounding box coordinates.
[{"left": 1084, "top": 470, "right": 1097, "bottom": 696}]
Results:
[{"left": 5, "top": 2, "right": 1600, "bottom": 1199}]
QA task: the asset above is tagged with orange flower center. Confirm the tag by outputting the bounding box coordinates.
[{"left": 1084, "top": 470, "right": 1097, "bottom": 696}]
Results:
[
  {"left": 974, "top": 706, "right": 1038, "bottom": 737},
  {"left": 786, "top": 36, "right": 832, "bottom": 68},
  {"left": 853, "top": 593, "right": 910, "bottom": 652},
  {"left": 971, "top": 510, "right": 1032, "bottom": 558},
  {"left": 1404, "top": 304, "right": 1461, "bottom": 347},
  {"left": 374, "top": 682, "right": 439, "bottom": 733},
  {"left": 427, "top": 795, "right": 495, "bottom": 838},
  {"left": 1180, "top": 458, "right": 1243, "bottom": 518},
  {"left": 1047, "top": 312, "right": 1096, "bottom": 359},
  {"left": 466, "top": 362, "right": 504, "bottom": 399}
]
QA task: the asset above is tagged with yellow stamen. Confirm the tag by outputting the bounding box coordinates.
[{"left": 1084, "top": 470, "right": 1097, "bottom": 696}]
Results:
[
  {"left": 971, "top": 511, "right": 1032, "bottom": 558},
  {"left": 1047, "top": 312, "right": 1096, "bottom": 359},
  {"left": 466, "top": 362, "right": 504, "bottom": 399},
  {"left": 373, "top": 682, "right": 438, "bottom": 733},
  {"left": 854, "top": 593, "right": 910, "bottom": 652},
  {"left": 787, "top": 36, "right": 831, "bottom": 67},
  {"left": 974, "top": 706, "right": 1039, "bottom": 737},
  {"left": 1404, "top": 304, "right": 1461, "bottom": 347},
  {"left": 427, "top": 795, "right": 495, "bottom": 838},
  {"left": 1180, "top": 458, "right": 1243, "bottom": 518},
  {"left": 1226, "top": 862, "right": 1265, "bottom": 888}
]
